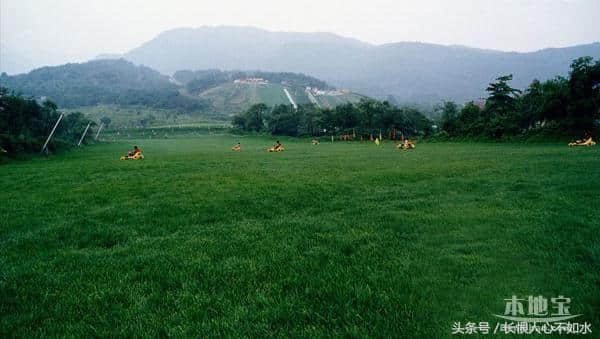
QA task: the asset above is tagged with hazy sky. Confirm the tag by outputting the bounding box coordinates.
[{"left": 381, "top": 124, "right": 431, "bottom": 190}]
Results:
[{"left": 2, "top": 0, "right": 599, "bottom": 68}]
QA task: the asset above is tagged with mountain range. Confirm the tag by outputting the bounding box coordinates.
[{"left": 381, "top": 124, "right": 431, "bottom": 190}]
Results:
[
  {"left": 3, "top": 26, "right": 600, "bottom": 106},
  {"left": 108, "top": 26, "right": 600, "bottom": 103}
]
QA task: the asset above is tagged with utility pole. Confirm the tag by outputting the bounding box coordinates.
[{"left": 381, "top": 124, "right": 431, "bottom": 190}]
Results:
[
  {"left": 94, "top": 122, "right": 104, "bottom": 140},
  {"left": 78, "top": 122, "right": 92, "bottom": 146},
  {"left": 40, "top": 113, "right": 64, "bottom": 154}
]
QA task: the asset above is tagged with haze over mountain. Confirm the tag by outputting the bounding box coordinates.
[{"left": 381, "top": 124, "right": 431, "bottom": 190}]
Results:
[
  {"left": 102, "top": 26, "right": 600, "bottom": 104},
  {"left": 0, "top": 44, "right": 37, "bottom": 76}
]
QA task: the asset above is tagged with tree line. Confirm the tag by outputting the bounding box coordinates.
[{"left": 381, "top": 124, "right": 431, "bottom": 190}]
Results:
[
  {"left": 232, "top": 100, "right": 434, "bottom": 139},
  {"left": 437, "top": 57, "right": 600, "bottom": 139},
  {"left": 233, "top": 57, "right": 600, "bottom": 140},
  {"left": 0, "top": 88, "right": 94, "bottom": 156}
]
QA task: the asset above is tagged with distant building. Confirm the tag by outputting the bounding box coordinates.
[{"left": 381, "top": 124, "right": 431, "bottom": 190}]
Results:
[{"left": 234, "top": 78, "right": 269, "bottom": 85}]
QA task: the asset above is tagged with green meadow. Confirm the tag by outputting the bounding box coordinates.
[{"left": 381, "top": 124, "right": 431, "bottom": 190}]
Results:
[{"left": 1, "top": 137, "right": 599, "bottom": 337}]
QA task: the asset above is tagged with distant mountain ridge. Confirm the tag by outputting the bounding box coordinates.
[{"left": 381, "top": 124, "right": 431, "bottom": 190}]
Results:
[{"left": 105, "top": 26, "right": 600, "bottom": 103}]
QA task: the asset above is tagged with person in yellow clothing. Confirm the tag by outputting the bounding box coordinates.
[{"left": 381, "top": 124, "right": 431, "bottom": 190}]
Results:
[
  {"left": 132, "top": 146, "right": 142, "bottom": 156},
  {"left": 397, "top": 139, "right": 415, "bottom": 150},
  {"left": 268, "top": 140, "right": 284, "bottom": 152},
  {"left": 569, "top": 134, "right": 596, "bottom": 146},
  {"left": 120, "top": 145, "right": 144, "bottom": 160}
]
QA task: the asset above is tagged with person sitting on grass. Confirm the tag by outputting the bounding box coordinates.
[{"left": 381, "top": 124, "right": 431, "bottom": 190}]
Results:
[
  {"left": 569, "top": 136, "right": 595, "bottom": 146},
  {"left": 132, "top": 145, "right": 142, "bottom": 155},
  {"left": 398, "top": 139, "right": 415, "bottom": 150},
  {"left": 121, "top": 145, "right": 143, "bottom": 160},
  {"left": 128, "top": 146, "right": 142, "bottom": 158},
  {"left": 231, "top": 143, "right": 241, "bottom": 151},
  {"left": 268, "top": 140, "right": 284, "bottom": 152},
  {"left": 312, "top": 139, "right": 319, "bottom": 145}
]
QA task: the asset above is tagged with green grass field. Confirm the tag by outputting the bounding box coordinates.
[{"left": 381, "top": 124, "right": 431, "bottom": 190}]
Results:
[
  {"left": 314, "top": 92, "right": 365, "bottom": 108},
  {"left": 68, "top": 105, "right": 227, "bottom": 129},
  {"left": 200, "top": 83, "right": 299, "bottom": 114},
  {"left": 1, "top": 137, "right": 599, "bottom": 337},
  {"left": 198, "top": 83, "right": 364, "bottom": 114}
]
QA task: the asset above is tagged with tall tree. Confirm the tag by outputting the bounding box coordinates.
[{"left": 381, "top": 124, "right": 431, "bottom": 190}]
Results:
[
  {"left": 245, "top": 103, "right": 268, "bottom": 132},
  {"left": 485, "top": 75, "right": 522, "bottom": 137},
  {"left": 439, "top": 101, "right": 460, "bottom": 135},
  {"left": 567, "top": 57, "right": 600, "bottom": 131}
]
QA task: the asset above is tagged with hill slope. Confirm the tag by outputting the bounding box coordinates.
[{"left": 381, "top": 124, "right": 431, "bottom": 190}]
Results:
[
  {"left": 0, "top": 59, "right": 209, "bottom": 111},
  {"left": 196, "top": 81, "right": 364, "bottom": 113},
  {"left": 174, "top": 69, "right": 365, "bottom": 113},
  {"left": 0, "top": 60, "right": 364, "bottom": 115},
  {"left": 115, "top": 26, "right": 600, "bottom": 103}
]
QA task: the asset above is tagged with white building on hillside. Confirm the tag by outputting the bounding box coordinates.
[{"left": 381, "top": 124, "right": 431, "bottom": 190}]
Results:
[{"left": 234, "top": 78, "right": 269, "bottom": 85}]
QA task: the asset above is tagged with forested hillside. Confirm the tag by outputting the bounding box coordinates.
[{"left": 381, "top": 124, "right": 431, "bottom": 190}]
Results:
[
  {"left": 0, "top": 59, "right": 209, "bottom": 111},
  {"left": 0, "top": 60, "right": 362, "bottom": 115},
  {"left": 174, "top": 69, "right": 330, "bottom": 95}
]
